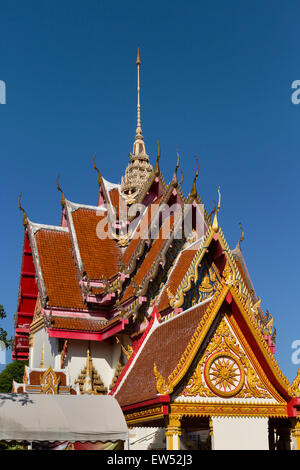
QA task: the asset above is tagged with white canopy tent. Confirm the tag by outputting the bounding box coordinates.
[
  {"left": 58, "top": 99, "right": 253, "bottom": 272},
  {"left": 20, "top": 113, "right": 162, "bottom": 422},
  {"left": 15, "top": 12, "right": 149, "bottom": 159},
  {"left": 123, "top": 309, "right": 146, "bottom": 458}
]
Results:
[{"left": 0, "top": 393, "right": 128, "bottom": 443}]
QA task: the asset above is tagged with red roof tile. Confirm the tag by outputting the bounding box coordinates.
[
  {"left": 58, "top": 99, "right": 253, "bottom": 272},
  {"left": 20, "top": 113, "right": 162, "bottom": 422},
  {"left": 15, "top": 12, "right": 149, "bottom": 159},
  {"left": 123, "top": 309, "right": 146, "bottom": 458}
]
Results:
[
  {"left": 115, "top": 301, "right": 210, "bottom": 406},
  {"left": 121, "top": 213, "right": 178, "bottom": 302},
  {"left": 51, "top": 316, "right": 107, "bottom": 331},
  {"left": 157, "top": 247, "right": 200, "bottom": 312},
  {"left": 71, "top": 208, "right": 121, "bottom": 280},
  {"left": 35, "top": 230, "right": 86, "bottom": 310}
]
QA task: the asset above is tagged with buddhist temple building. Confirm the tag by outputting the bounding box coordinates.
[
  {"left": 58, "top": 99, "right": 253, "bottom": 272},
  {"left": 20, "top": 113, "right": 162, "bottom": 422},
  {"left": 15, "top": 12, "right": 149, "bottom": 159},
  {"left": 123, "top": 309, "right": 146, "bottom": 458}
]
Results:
[{"left": 12, "top": 50, "right": 300, "bottom": 451}]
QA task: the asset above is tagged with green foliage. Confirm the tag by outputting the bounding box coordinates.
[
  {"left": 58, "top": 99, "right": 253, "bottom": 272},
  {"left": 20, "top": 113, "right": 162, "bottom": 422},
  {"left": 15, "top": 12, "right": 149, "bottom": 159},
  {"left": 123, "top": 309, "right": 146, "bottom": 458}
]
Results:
[
  {"left": 0, "top": 304, "right": 13, "bottom": 350},
  {"left": 0, "top": 440, "right": 27, "bottom": 450},
  {"left": 0, "top": 360, "right": 27, "bottom": 393}
]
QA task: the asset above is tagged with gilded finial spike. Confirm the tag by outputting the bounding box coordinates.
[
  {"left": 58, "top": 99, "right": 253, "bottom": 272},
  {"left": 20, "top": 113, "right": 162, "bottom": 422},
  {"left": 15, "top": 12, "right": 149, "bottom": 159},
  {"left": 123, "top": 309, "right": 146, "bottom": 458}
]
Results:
[
  {"left": 212, "top": 186, "right": 221, "bottom": 232},
  {"left": 154, "top": 140, "right": 160, "bottom": 177},
  {"left": 238, "top": 222, "right": 244, "bottom": 248},
  {"left": 172, "top": 151, "right": 180, "bottom": 187},
  {"left": 190, "top": 155, "right": 199, "bottom": 199},
  {"left": 208, "top": 199, "right": 217, "bottom": 221},
  {"left": 92, "top": 153, "right": 103, "bottom": 186},
  {"left": 136, "top": 48, "right": 141, "bottom": 66},
  {"left": 18, "top": 192, "right": 28, "bottom": 227},
  {"left": 56, "top": 174, "right": 65, "bottom": 207},
  {"left": 179, "top": 169, "right": 184, "bottom": 185}
]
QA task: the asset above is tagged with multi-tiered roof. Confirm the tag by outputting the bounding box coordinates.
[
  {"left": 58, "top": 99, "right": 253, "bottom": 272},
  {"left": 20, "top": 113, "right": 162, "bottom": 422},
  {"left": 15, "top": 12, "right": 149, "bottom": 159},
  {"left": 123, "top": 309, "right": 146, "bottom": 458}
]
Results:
[{"left": 13, "top": 50, "right": 276, "bottom": 371}]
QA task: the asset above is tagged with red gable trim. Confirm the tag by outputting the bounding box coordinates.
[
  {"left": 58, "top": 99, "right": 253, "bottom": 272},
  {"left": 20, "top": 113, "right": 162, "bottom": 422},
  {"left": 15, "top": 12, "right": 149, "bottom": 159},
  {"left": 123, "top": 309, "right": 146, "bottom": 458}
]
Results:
[
  {"left": 48, "top": 318, "right": 129, "bottom": 342},
  {"left": 122, "top": 395, "right": 170, "bottom": 413}
]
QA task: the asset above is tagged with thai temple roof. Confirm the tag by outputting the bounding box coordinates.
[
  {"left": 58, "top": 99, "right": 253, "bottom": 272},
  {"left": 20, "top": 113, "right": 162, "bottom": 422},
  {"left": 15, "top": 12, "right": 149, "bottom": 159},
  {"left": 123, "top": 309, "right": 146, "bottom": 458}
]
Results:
[{"left": 13, "top": 49, "right": 278, "bottom": 390}]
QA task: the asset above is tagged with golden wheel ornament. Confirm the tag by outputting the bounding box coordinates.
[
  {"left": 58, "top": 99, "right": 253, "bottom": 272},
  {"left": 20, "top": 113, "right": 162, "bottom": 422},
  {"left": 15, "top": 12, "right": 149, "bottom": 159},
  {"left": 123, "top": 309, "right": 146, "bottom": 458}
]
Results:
[{"left": 204, "top": 351, "right": 245, "bottom": 397}]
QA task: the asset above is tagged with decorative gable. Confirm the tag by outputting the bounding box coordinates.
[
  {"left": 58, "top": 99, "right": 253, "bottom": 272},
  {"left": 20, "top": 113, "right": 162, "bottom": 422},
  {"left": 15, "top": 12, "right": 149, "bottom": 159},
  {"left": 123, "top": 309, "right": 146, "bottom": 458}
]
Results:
[{"left": 177, "top": 315, "right": 277, "bottom": 402}]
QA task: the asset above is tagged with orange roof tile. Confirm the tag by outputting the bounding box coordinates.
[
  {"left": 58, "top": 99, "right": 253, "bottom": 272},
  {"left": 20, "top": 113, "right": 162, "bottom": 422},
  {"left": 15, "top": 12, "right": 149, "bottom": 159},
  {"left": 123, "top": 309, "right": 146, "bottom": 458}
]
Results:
[
  {"left": 122, "top": 196, "right": 164, "bottom": 266},
  {"left": 109, "top": 188, "right": 127, "bottom": 219},
  {"left": 35, "top": 230, "right": 86, "bottom": 310},
  {"left": 157, "top": 247, "right": 200, "bottom": 312},
  {"left": 121, "top": 213, "right": 178, "bottom": 302},
  {"left": 51, "top": 316, "right": 107, "bottom": 331},
  {"left": 71, "top": 208, "right": 122, "bottom": 280},
  {"left": 115, "top": 302, "right": 210, "bottom": 406}
]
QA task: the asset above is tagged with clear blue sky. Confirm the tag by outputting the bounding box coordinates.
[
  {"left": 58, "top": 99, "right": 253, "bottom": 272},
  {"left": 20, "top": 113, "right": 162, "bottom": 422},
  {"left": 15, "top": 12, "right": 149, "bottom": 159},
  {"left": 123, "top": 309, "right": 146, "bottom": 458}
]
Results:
[{"left": 0, "top": 0, "right": 299, "bottom": 382}]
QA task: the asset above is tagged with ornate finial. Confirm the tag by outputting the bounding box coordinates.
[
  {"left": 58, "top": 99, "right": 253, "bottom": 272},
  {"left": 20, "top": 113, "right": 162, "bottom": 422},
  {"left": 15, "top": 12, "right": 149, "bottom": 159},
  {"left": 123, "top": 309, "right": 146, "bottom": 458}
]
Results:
[
  {"left": 237, "top": 222, "right": 244, "bottom": 248},
  {"left": 40, "top": 366, "right": 60, "bottom": 394},
  {"left": 56, "top": 174, "right": 65, "bottom": 207},
  {"left": 153, "top": 363, "right": 173, "bottom": 395},
  {"left": 40, "top": 344, "right": 45, "bottom": 368},
  {"left": 92, "top": 153, "right": 103, "bottom": 186},
  {"left": 120, "top": 49, "right": 153, "bottom": 202},
  {"left": 116, "top": 337, "right": 133, "bottom": 360},
  {"left": 82, "top": 348, "right": 93, "bottom": 394},
  {"left": 136, "top": 47, "right": 141, "bottom": 65},
  {"left": 18, "top": 192, "right": 28, "bottom": 227},
  {"left": 135, "top": 48, "right": 143, "bottom": 142},
  {"left": 154, "top": 140, "right": 160, "bottom": 177},
  {"left": 190, "top": 155, "right": 199, "bottom": 199},
  {"left": 253, "top": 297, "right": 261, "bottom": 317},
  {"left": 289, "top": 369, "right": 300, "bottom": 397},
  {"left": 212, "top": 187, "right": 221, "bottom": 233},
  {"left": 172, "top": 152, "right": 180, "bottom": 187},
  {"left": 208, "top": 199, "right": 217, "bottom": 221}
]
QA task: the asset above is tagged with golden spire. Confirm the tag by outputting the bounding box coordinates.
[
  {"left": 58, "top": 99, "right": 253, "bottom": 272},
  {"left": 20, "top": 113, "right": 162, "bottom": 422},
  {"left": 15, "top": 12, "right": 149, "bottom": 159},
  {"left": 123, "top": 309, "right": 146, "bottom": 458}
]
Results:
[
  {"left": 154, "top": 140, "right": 160, "bottom": 177},
  {"left": 135, "top": 48, "right": 143, "bottom": 142},
  {"left": 190, "top": 155, "right": 199, "bottom": 199},
  {"left": 136, "top": 47, "right": 141, "bottom": 65},
  {"left": 18, "top": 192, "right": 28, "bottom": 227},
  {"left": 56, "top": 174, "right": 65, "bottom": 207},
  {"left": 212, "top": 187, "right": 221, "bottom": 232},
  {"left": 121, "top": 49, "right": 153, "bottom": 203}
]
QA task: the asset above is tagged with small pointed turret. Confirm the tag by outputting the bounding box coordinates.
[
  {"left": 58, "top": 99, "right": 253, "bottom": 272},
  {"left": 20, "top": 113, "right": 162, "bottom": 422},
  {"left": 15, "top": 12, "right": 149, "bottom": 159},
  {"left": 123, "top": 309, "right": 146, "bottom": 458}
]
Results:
[
  {"left": 190, "top": 156, "right": 199, "bottom": 199},
  {"left": 154, "top": 140, "right": 160, "bottom": 177},
  {"left": 18, "top": 192, "right": 28, "bottom": 227},
  {"left": 212, "top": 187, "right": 221, "bottom": 232},
  {"left": 56, "top": 174, "right": 65, "bottom": 207},
  {"left": 172, "top": 152, "right": 180, "bottom": 187},
  {"left": 121, "top": 49, "right": 153, "bottom": 204}
]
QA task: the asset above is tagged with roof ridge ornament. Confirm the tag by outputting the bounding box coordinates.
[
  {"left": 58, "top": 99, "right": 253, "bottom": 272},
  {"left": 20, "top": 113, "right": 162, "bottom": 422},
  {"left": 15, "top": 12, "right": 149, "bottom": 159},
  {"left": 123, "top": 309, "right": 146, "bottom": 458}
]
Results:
[
  {"left": 172, "top": 151, "right": 180, "bottom": 187},
  {"left": 92, "top": 153, "right": 103, "bottom": 186},
  {"left": 190, "top": 155, "right": 199, "bottom": 199},
  {"left": 18, "top": 192, "right": 28, "bottom": 227},
  {"left": 56, "top": 174, "right": 65, "bottom": 207},
  {"left": 237, "top": 222, "right": 244, "bottom": 249},
  {"left": 154, "top": 140, "right": 160, "bottom": 177},
  {"left": 212, "top": 187, "right": 221, "bottom": 233},
  {"left": 208, "top": 199, "right": 217, "bottom": 221}
]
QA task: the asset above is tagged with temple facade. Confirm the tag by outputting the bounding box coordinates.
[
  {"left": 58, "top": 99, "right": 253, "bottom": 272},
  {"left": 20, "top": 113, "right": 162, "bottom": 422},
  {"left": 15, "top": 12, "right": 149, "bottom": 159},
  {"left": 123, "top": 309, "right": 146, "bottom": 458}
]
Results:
[{"left": 13, "top": 51, "right": 300, "bottom": 450}]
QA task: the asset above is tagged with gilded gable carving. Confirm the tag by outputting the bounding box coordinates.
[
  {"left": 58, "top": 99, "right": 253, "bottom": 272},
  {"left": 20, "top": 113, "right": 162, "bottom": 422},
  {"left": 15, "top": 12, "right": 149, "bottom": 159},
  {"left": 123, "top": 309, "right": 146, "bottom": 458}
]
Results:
[{"left": 181, "top": 316, "right": 272, "bottom": 400}]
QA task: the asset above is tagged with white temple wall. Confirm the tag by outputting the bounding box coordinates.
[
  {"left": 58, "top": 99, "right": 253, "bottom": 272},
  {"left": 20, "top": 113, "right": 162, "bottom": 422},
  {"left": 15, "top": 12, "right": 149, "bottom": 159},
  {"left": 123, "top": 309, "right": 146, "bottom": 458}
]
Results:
[
  {"left": 211, "top": 416, "right": 269, "bottom": 450},
  {"left": 126, "top": 427, "right": 165, "bottom": 450},
  {"left": 30, "top": 329, "right": 58, "bottom": 369},
  {"left": 65, "top": 340, "right": 121, "bottom": 390}
]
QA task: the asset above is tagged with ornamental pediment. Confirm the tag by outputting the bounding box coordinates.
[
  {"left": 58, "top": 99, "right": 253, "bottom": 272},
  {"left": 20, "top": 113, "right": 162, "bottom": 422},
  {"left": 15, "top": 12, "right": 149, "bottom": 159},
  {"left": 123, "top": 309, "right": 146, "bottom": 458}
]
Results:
[{"left": 176, "top": 315, "right": 281, "bottom": 403}]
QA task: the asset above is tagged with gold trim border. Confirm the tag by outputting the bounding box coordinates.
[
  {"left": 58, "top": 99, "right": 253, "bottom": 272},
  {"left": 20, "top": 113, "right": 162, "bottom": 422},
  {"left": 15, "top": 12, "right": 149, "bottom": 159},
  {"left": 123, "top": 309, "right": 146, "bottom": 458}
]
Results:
[{"left": 171, "top": 402, "right": 288, "bottom": 418}]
